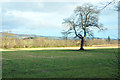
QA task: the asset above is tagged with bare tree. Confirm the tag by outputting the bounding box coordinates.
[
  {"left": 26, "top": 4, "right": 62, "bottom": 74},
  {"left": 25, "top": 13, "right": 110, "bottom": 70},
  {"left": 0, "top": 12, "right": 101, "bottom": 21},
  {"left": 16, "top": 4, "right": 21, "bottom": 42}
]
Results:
[
  {"left": 2, "top": 31, "right": 15, "bottom": 48},
  {"left": 62, "top": 4, "right": 105, "bottom": 50}
]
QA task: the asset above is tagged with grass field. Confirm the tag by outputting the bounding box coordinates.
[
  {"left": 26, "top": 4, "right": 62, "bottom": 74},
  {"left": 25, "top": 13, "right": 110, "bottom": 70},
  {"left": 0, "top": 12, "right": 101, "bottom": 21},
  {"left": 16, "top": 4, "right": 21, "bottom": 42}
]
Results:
[{"left": 2, "top": 48, "right": 119, "bottom": 78}]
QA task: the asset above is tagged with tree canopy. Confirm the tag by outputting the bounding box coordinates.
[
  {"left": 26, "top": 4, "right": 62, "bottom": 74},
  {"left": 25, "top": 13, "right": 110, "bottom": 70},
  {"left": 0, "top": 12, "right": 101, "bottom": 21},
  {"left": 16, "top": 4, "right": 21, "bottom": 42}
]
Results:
[{"left": 62, "top": 4, "right": 106, "bottom": 50}]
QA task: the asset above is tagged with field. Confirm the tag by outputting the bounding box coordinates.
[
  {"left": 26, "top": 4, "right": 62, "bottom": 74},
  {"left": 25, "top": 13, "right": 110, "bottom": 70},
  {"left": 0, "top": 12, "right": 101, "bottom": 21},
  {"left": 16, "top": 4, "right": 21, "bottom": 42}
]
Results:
[{"left": 2, "top": 48, "right": 119, "bottom": 78}]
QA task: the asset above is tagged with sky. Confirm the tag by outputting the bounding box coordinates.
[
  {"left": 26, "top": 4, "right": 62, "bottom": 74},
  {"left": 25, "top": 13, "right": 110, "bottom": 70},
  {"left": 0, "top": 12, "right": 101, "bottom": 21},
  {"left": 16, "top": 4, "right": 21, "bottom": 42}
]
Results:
[{"left": 0, "top": 0, "right": 119, "bottom": 39}]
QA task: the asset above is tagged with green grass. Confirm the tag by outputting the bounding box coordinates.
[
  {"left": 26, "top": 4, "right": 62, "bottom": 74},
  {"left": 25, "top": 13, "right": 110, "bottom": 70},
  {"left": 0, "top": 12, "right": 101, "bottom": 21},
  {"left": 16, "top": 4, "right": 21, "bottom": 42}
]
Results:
[{"left": 2, "top": 48, "right": 118, "bottom": 78}]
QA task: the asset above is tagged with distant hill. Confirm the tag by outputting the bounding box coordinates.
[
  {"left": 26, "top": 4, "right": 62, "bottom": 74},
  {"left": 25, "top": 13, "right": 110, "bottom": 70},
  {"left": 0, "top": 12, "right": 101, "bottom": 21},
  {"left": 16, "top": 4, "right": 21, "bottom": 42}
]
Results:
[
  {"left": 14, "top": 34, "right": 42, "bottom": 38},
  {"left": 0, "top": 32, "right": 117, "bottom": 40},
  {"left": 0, "top": 32, "right": 63, "bottom": 40}
]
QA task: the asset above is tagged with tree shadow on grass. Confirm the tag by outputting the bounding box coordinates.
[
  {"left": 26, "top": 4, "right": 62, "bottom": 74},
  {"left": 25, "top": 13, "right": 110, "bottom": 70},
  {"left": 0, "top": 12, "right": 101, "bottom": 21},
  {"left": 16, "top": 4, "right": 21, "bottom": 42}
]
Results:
[
  {"left": 3, "top": 48, "right": 117, "bottom": 54},
  {"left": 43, "top": 49, "right": 94, "bottom": 52},
  {"left": 52, "top": 48, "right": 118, "bottom": 53}
]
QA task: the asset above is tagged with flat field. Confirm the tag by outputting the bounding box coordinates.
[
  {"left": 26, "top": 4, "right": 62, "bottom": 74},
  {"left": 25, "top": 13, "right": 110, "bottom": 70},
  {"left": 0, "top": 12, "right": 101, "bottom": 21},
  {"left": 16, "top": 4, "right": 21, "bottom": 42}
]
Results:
[{"left": 2, "top": 48, "right": 119, "bottom": 78}]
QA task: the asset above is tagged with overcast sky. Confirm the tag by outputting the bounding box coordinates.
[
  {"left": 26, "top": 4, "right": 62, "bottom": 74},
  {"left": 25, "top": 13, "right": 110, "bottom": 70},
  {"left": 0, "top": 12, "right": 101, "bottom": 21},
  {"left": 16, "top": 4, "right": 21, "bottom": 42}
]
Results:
[{"left": 0, "top": 0, "right": 119, "bottom": 39}]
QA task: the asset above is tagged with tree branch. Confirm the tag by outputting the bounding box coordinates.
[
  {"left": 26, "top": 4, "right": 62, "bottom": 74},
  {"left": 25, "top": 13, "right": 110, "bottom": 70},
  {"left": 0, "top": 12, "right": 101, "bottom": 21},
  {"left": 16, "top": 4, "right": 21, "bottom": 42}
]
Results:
[{"left": 100, "top": 0, "right": 115, "bottom": 11}]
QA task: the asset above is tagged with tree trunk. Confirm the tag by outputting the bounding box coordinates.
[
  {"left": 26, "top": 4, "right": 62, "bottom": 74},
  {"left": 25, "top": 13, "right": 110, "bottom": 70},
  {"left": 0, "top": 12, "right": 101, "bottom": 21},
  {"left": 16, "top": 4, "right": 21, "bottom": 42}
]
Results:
[{"left": 80, "top": 37, "right": 84, "bottom": 50}]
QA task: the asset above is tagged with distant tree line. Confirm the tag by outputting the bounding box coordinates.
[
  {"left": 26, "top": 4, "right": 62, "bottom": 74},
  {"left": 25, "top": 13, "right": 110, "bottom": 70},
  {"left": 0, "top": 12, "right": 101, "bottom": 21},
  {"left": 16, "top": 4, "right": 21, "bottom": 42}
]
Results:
[{"left": 0, "top": 32, "right": 118, "bottom": 49}]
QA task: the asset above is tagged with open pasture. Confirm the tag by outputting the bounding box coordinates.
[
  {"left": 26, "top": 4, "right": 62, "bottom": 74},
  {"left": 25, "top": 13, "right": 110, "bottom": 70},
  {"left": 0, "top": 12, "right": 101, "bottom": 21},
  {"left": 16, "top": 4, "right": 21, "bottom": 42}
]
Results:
[{"left": 2, "top": 48, "right": 118, "bottom": 78}]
